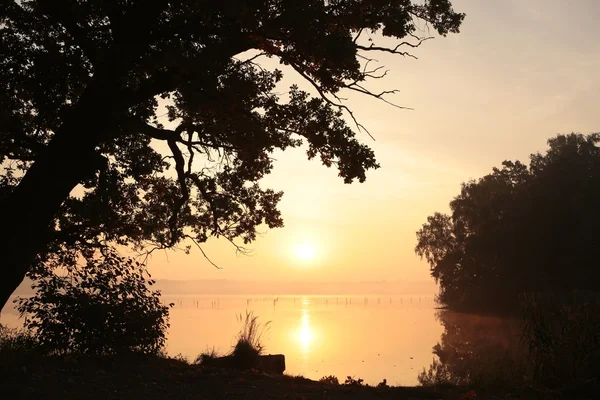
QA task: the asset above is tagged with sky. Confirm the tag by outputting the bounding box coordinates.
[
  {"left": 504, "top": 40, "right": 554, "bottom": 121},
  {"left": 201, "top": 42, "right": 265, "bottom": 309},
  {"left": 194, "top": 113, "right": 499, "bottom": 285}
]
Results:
[{"left": 145, "top": 0, "right": 600, "bottom": 284}]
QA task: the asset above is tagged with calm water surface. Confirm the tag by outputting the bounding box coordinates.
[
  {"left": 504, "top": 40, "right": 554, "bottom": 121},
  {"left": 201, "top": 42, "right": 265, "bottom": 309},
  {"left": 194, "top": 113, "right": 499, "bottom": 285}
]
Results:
[
  {"left": 163, "top": 294, "right": 441, "bottom": 385},
  {"left": 2, "top": 294, "right": 442, "bottom": 386}
]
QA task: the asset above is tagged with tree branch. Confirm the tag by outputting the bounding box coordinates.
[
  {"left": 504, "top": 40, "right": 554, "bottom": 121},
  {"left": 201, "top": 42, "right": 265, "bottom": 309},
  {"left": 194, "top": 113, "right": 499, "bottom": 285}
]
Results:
[
  {"left": 355, "top": 36, "right": 433, "bottom": 58},
  {"left": 287, "top": 62, "right": 376, "bottom": 140},
  {"left": 126, "top": 118, "right": 237, "bottom": 152},
  {"left": 184, "top": 235, "right": 222, "bottom": 269},
  {"left": 128, "top": 119, "right": 184, "bottom": 141},
  {"left": 188, "top": 174, "right": 220, "bottom": 234},
  {"left": 167, "top": 139, "right": 188, "bottom": 247}
]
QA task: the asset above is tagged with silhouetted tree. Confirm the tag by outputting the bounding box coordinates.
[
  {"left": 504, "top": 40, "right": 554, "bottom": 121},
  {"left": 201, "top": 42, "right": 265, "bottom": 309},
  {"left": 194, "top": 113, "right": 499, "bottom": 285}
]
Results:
[
  {"left": 0, "top": 1, "right": 464, "bottom": 309},
  {"left": 416, "top": 133, "right": 600, "bottom": 313},
  {"left": 16, "top": 247, "right": 170, "bottom": 356}
]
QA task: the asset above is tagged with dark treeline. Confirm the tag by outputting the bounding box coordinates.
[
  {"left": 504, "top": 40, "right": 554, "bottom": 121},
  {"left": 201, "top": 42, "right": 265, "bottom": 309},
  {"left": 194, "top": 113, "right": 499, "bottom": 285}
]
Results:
[
  {"left": 416, "top": 133, "right": 600, "bottom": 314},
  {"left": 416, "top": 133, "right": 600, "bottom": 392}
]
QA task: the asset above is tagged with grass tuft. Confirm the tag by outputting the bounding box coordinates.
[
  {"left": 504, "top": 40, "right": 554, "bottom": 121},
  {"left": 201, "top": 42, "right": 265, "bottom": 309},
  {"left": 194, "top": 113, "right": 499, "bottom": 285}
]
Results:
[
  {"left": 0, "top": 323, "right": 42, "bottom": 362},
  {"left": 195, "top": 311, "right": 271, "bottom": 371}
]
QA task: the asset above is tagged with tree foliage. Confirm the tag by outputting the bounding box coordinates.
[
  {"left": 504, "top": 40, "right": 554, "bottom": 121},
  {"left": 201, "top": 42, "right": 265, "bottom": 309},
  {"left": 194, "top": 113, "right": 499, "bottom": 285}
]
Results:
[
  {"left": 521, "top": 292, "right": 600, "bottom": 388},
  {"left": 416, "top": 133, "right": 600, "bottom": 313},
  {"left": 16, "top": 248, "right": 171, "bottom": 356},
  {"left": 0, "top": 1, "right": 464, "bottom": 306}
]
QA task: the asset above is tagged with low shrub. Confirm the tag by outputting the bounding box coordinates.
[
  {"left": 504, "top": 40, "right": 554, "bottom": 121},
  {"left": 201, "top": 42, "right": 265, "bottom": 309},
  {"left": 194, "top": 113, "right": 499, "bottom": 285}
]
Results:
[
  {"left": 376, "top": 378, "right": 388, "bottom": 388},
  {"left": 418, "top": 358, "right": 456, "bottom": 387},
  {"left": 343, "top": 376, "right": 364, "bottom": 387},
  {"left": 0, "top": 324, "right": 41, "bottom": 361},
  {"left": 319, "top": 375, "right": 340, "bottom": 385},
  {"left": 521, "top": 292, "right": 600, "bottom": 388},
  {"left": 16, "top": 248, "right": 172, "bottom": 356}
]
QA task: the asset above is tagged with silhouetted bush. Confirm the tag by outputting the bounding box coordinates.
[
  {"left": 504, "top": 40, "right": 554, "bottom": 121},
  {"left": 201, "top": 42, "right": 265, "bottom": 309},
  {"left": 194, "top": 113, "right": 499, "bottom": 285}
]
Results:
[
  {"left": 521, "top": 292, "right": 600, "bottom": 388},
  {"left": 377, "top": 379, "right": 388, "bottom": 388},
  {"left": 319, "top": 375, "right": 340, "bottom": 385},
  {"left": 172, "top": 353, "right": 190, "bottom": 364},
  {"left": 319, "top": 375, "right": 387, "bottom": 388},
  {"left": 0, "top": 324, "right": 41, "bottom": 362},
  {"left": 16, "top": 248, "right": 171, "bottom": 356},
  {"left": 418, "top": 358, "right": 460, "bottom": 387},
  {"left": 194, "top": 347, "right": 221, "bottom": 365},
  {"left": 343, "top": 376, "right": 364, "bottom": 387}
]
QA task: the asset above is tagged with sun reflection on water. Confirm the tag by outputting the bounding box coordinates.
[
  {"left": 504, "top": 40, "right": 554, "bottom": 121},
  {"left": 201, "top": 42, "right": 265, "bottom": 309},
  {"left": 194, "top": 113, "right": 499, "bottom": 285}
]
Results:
[
  {"left": 295, "top": 298, "right": 316, "bottom": 357},
  {"left": 296, "top": 311, "right": 314, "bottom": 351}
]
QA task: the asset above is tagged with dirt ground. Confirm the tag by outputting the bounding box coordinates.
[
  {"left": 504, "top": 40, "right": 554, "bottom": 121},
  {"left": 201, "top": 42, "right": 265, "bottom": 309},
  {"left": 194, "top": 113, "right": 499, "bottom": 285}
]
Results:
[{"left": 0, "top": 356, "right": 579, "bottom": 400}]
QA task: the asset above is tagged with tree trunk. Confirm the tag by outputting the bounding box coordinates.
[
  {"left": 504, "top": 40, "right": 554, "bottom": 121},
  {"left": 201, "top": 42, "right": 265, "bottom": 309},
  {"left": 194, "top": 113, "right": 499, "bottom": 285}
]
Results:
[{"left": 0, "top": 88, "right": 114, "bottom": 312}]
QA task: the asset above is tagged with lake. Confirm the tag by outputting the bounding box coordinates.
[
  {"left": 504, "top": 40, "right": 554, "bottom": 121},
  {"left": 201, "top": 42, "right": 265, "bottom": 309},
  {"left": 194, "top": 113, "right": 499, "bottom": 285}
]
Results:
[{"left": 1, "top": 294, "right": 443, "bottom": 386}]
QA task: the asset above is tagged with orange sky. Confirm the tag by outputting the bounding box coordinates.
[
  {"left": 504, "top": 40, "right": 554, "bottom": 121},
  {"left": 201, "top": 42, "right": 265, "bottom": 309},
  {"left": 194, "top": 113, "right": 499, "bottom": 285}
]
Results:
[{"left": 145, "top": 0, "right": 600, "bottom": 283}]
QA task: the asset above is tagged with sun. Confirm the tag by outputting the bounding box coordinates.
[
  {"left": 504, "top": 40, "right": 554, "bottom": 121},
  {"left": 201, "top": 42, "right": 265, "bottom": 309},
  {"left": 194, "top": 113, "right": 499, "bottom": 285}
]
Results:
[{"left": 294, "top": 243, "right": 316, "bottom": 262}]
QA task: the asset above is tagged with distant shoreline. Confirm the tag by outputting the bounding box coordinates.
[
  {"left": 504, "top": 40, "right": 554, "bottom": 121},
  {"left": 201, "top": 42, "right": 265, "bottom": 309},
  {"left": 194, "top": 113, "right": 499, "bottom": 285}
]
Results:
[
  {"left": 8, "top": 278, "right": 438, "bottom": 297},
  {"left": 152, "top": 279, "right": 438, "bottom": 296}
]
